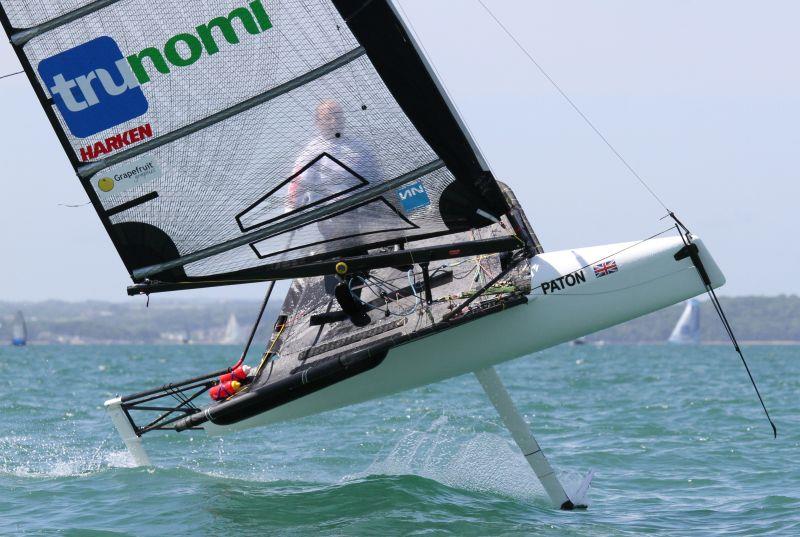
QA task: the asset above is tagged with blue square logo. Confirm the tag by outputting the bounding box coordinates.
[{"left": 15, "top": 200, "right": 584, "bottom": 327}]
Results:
[
  {"left": 37, "top": 36, "right": 148, "bottom": 138},
  {"left": 397, "top": 181, "right": 431, "bottom": 212}
]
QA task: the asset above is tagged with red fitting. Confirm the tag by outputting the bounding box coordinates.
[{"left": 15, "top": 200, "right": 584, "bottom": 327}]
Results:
[
  {"left": 210, "top": 380, "right": 241, "bottom": 401},
  {"left": 219, "top": 365, "right": 250, "bottom": 384}
]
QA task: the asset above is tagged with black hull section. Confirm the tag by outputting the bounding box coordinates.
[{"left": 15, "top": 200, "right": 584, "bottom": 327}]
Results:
[
  {"left": 175, "top": 345, "right": 389, "bottom": 430},
  {"left": 174, "top": 292, "right": 527, "bottom": 431}
]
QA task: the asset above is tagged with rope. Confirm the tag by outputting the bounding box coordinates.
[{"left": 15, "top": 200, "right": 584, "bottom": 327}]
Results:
[
  {"left": 255, "top": 322, "right": 287, "bottom": 378},
  {"left": 476, "top": 0, "right": 671, "bottom": 214},
  {"left": 0, "top": 70, "right": 23, "bottom": 81}
]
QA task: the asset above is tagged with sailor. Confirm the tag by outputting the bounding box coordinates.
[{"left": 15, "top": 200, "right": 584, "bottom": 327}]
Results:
[{"left": 287, "top": 100, "right": 380, "bottom": 243}]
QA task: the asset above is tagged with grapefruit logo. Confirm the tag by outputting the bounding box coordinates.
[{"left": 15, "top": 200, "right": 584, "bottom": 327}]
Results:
[
  {"left": 92, "top": 156, "right": 162, "bottom": 201},
  {"left": 98, "top": 177, "right": 115, "bottom": 192},
  {"left": 97, "top": 177, "right": 114, "bottom": 192}
]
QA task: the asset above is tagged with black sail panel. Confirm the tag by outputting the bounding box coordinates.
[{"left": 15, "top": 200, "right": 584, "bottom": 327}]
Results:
[{"left": 0, "top": 0, "right": 512, "bottom": 287}]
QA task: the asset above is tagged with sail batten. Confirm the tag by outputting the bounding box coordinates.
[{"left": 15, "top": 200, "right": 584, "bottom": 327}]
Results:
[{"left": 9, "top": 0, "right": 120, "bottom": 44}]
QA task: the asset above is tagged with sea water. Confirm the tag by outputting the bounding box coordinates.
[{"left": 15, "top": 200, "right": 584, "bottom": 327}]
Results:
[{"left": 0, "top": 344, "right": 797, "bottom": 535}]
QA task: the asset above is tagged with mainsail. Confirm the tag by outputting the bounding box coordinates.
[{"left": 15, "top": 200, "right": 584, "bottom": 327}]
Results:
[
  {"left": 1, "top": 0, "right": 513, "bottom": 290},
  {"left": 668, "top": 299, "right": 700, "bottom": 344},
  {"left": 220, "top": 313, "right": 241, "bottom": 344}
]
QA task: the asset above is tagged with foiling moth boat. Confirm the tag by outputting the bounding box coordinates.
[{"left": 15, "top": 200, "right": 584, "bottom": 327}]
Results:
[{"left": 2, "top": 0, "right": 727, "bottom": 509}]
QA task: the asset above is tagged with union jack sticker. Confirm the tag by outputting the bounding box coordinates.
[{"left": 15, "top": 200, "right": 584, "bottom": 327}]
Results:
[{"left": 593, "top": 260, "right": 618, "bottom": 278}]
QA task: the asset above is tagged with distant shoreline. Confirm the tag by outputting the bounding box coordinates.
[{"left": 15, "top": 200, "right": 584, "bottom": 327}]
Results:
[{"left": 2, "top": 296, "right": 799, "bottom": 345}]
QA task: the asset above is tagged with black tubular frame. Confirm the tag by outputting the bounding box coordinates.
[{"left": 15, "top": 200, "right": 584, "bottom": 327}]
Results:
[
  {"left": 127, "top": 235, "right": 521, "bottom": 295},
  {"left": 118, "top": 368, "right": 228, "bottom": 435}
]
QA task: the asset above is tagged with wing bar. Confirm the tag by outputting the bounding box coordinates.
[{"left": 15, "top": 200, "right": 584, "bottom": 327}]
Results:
[{"left": 131, "top": 158, "right": 446, "bottom": 281}]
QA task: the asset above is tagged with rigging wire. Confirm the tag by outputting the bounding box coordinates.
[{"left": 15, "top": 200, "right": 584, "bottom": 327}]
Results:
[
  {"left": 233, "top": 280, "right": 275, "bottom": 370},
  {"left": 255, "top": 322, "right": 287, "bottom": 378},
  {"left": 478, "top": 1, "right": 776, "bottom": 437},
  {"left": 406, "top": 269, "right": 422, "bottom": 312},
  {"left": 476, "top": 0, "right": 670, "bottom": 214},
  {"left": 707, "top": 283, "right": 777, "bottom": 438},
  {"left": 0, "top": 70, "right": 23, "bottom": 81},
  {"left": 673, "top": 229, "right": 777, "bottom": 438},
  {"left": 349, "top": 272, "right": 422, "bottom": 317}
]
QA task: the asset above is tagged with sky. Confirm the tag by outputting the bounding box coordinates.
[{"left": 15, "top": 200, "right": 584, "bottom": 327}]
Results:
[{"left": 0, "top": 0, "right": 798, "bottom": 302}]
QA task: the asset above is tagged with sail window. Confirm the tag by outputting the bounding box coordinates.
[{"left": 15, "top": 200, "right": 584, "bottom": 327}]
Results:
[
  {"left": 250, "top": 198, "right": 418, "bottom": 261},
  {"left": 236, "top": 153, "right": 370, "bottom": 232}
]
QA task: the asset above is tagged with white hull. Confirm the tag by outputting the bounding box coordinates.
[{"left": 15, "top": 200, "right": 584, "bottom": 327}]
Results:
[{"left": 206, "top": 234, "right": 724, "bottom": 435}]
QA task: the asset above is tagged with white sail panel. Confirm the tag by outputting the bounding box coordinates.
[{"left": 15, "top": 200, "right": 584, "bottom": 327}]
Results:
[
  {"left": 92, "top": 55, "right": 458, "bottom": 277},
  {"left": 2, "top": 0, "right": 511, "bottom": 287},
  {"left": 11, "top": 310, "right": 27, "bottom": 345},
  {"left": 23, "top": 0, "right": 360, "bottom": 158}
]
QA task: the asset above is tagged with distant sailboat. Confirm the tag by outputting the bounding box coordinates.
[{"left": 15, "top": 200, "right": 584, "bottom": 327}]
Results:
[
  {"left": 668, "top": 299, "right": 700, "bottom": 344},
  {"left": 220, "top": 314, "right": 241, "bottom": 345},
  {"left": 11, "top": 311, "right": 27, "bottom": 346}
]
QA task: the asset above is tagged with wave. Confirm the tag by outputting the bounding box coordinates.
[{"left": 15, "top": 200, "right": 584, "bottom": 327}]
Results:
[
  {"left": 0, "top": 432, "right": 136, "bottom": 478},
  {"left": 344, "top": 413, "right": 588, "bottom": 506}
]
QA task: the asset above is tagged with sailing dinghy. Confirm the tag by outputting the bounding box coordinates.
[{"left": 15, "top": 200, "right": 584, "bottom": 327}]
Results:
[
  {"left": 11, "top": 311, "right": 27, "bottom": 346},
  {"left": 2, "top": 0, "right": 731, "bottom": 509},
  {"left": 669, "top": 299, "right": 701, "bottom": 344}
]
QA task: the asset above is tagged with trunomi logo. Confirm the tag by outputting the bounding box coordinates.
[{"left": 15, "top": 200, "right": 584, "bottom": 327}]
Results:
[
  {"left": 38, "top": 37, "right": 148, "bottom": 138},
  {"left": 397, "top": 181, "right": 431, "bottom": 212},
  {"left": 36, "top": 1, "right": 273, "bottom": 139}
]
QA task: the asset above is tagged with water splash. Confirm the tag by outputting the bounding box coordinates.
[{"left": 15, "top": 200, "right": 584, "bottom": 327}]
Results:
[
  {"left": 348, "top": 412, "right": 556, "bottom": 503},
  {"left": 0, "top": 432, "right": 135, "bottom": 478}
]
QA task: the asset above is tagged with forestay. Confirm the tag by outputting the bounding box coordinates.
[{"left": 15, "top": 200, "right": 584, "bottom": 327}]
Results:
[{"left": 0, "top": 0, "right": 511, "bottom": 287}]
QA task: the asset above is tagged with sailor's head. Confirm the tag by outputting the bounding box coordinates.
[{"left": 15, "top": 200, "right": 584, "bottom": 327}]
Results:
[{"left": 315, "top": 99, "right": 345, "bottom": 138}]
